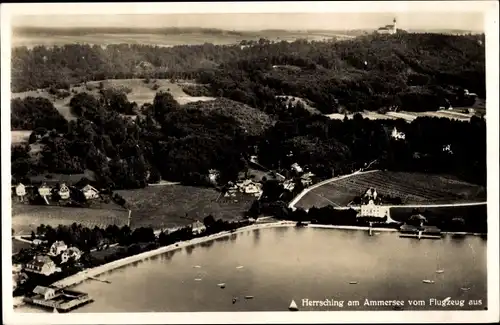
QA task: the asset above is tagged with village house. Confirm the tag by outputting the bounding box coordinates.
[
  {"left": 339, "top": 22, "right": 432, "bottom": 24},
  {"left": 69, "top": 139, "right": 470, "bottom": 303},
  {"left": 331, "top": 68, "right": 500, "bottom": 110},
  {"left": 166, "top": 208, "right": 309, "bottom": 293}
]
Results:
[
  {"left": 13, "top": 274, "right": 18, "bottom": 291},
  {"left": 208, "top": 169, "right": 220, "bottom": 185},
  {"left": 191, "top": 221, "right": 206, "bottom": 235},
  {"left": 57, "top": 183, "right": 71, "bottom": 200},
  {"left": 283, "top": 179, "right": 295, "bottom": 191},
  {"left": 300, "top": 172, "right": 315, "bottom": 186},
  {"left": 32, "top": 239, "right": 46, "bottom": 246},
  {"left": 15, "top": 183, "right": 26, "bottom": 201},
  {"left": 37, "top": 183, "right": 52, "bottom": 197},
  {"left": 48, "top": 241, "right": 68, "bottom": 257},
  {"left": 391, "top": 127, "right": 406, "bottom": 140},
  {"left": 80, "top": 184, "right": 100, "bottom": 200},
  {"left": 24, "top": 255, "right": 58, "bottom": 276},
  {"left": 236, "top": 179, "right": 263, "bottom": 196},
  {"left": 32, "top": 286, "right": 58, "bottom": 301},
  {"left": 97, "top": 238, "right": 112, "bottom": 250},
  {"left": 443, "top": 144, "right": 453, "bottom": 154},
  {"left": 291, "top": 163, "right": 303, "bottom": 174},
  {"left": 61, "top": 247, "right": 82, "bottom": 264}
]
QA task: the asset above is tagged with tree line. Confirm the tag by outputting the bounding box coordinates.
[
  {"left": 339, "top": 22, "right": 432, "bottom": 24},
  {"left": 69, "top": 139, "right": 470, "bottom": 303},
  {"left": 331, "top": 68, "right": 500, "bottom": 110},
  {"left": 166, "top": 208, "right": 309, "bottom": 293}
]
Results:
[
  {"left": 11, "top": 89, "right": 486, "bottom": 190},
  {"left": 12, "top": 33, "right": 485, "bottom": 113}
]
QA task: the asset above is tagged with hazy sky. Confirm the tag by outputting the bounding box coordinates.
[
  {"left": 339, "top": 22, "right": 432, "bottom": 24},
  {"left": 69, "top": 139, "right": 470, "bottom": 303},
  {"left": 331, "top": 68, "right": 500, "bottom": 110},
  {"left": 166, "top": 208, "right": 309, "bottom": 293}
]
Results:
[{"left": 12, "top": 12, "right": 484, "bottom": 31}]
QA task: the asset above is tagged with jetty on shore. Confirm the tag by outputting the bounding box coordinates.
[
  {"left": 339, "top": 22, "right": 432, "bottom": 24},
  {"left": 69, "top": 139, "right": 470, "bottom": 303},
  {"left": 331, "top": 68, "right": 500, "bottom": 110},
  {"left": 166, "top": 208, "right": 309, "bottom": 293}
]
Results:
[{"left": 23, "top": 286, "right": 93, "bottom": 313}]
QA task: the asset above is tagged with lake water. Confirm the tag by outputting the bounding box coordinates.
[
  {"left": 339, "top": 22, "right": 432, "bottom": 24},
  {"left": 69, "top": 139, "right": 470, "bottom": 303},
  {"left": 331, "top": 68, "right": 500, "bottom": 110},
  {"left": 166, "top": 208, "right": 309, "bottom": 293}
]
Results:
[{"left": 20, "top": 227, "right": 487, "bottom": 312}]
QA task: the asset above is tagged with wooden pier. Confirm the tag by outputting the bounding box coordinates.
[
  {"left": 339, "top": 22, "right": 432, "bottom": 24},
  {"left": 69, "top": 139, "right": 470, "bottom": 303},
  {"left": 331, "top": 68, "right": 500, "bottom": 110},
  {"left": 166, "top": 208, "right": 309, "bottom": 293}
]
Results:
[{"left": 23, "top": 286, "right": 93, "bottom": 313}]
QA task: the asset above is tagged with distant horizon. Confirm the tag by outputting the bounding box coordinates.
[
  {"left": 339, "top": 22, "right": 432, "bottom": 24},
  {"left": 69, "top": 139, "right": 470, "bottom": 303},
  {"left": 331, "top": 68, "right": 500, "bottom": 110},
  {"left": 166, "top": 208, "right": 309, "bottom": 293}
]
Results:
[{"left": 11, "top": 13, "right": 485, "bottom": 32}]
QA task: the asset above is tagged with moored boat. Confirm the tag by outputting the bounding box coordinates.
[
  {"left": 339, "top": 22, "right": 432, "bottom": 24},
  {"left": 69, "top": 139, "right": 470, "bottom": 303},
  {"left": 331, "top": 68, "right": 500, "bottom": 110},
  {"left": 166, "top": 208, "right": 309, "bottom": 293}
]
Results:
[{"left": 422, "top": 279, "right": 435, "bottom": 284}]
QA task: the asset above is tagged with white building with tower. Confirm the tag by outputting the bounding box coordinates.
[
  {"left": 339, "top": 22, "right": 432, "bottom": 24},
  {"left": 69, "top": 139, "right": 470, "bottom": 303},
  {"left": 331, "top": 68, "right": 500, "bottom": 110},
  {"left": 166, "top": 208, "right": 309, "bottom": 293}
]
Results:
[
  {"left": 376, "top": 18, "right": 397, "bottom": 35},
  {"left": 358, "top": 200, "right": 391, "bottom": 219}
]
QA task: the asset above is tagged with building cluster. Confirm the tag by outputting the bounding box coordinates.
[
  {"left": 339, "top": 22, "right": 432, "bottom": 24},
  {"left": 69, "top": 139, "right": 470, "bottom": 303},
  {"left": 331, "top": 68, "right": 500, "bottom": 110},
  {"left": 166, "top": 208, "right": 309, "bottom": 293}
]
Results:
[
  {"left": 225, "top": 179, "right": 263, "bottom": 197},
  {"left": 13, "top": 171, "right": 100, "bottom": 204},
  {"left": 391, "top": 127, "right": 406, "bottom": 140},
  {"left": 376, "top": 18, "right": 397, "bottom": 35},
  {"left": 23, "top": 241, "right": 82, "bottom": 277}
]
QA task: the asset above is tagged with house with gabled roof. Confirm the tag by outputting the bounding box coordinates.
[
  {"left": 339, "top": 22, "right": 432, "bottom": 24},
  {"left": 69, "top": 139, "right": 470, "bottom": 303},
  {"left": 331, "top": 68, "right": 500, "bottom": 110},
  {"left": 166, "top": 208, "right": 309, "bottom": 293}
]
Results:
[
  {"left": 80, "top": 184, "right": 100, "bottom": 200},
  {"left": 48, "top": 241, "right": 68, "bottom": 257},
  {"left": 33, "top": 286, "right": 59, "bottom": 300},
  {"left": 58, "top": 183, "right": 71, "bottom": 200},
  {"left": 25, "top": 256, "right": 58, "bottom": 276}
]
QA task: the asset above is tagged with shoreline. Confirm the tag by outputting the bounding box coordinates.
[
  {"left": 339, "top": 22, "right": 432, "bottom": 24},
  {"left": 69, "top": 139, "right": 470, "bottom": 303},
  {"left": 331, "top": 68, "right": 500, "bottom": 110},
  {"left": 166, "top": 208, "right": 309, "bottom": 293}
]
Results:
[
  {"left": 51, "top": 221, "right": 295, "bottom": 289},
  {"left": 50, "top": 222, "right": 486, "bottom": 290},
  {"left": 13, "top": 221, "right": 486, "bottom": 309}
]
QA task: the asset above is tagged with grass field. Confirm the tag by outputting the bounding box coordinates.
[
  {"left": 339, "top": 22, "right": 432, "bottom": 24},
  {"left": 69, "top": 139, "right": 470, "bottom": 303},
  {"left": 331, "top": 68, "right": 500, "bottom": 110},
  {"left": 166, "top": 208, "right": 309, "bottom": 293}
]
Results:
[
  {"left": 11, "top": 79, "right": 216, "bottom": 125},
  {"left": 11, "top": 130, "right": 31, "bottom": 144},
  {"left": 11, "top": 204, "right": 129, "bottom": 236},
  {"left": 12, "top": 31, "right": 355, "bottom": 49},
  {"left": 294, "top": 171, "right": 486, "bottom": 210},
  {"left": 12, "top": 239, "right": 32, "bottom": 254},
  {"left": 115, "top": 184, "right": 255, "bottom": 229},
  {"left": 326, "top": 110, "right": 478, "bottom": 122}
]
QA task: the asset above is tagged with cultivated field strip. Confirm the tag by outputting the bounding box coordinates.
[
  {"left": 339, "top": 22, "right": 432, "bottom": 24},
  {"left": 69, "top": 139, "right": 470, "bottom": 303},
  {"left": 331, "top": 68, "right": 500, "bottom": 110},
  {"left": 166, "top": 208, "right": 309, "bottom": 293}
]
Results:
[
  {"left": 11, "top": 206, "right": 129, "bottom": 235},
  {"left": 294, "top": 171, "right": 486, "bottom": 210},
  {"left": 116, "top": 185, "right": 254, "bottom": 229}
]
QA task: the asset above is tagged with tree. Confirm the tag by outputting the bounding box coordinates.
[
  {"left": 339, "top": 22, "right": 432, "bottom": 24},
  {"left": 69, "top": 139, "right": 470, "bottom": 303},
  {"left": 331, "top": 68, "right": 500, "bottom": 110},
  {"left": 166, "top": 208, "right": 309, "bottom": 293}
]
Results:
[{"left": 203, "top": 215, "right": 216, "bottom": 228}]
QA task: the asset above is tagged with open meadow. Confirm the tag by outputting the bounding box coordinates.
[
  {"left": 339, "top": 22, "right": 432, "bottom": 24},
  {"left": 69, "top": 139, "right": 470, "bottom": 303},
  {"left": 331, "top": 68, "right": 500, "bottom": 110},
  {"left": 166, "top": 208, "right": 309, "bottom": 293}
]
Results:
[
  {"left": 11, "top": 130, "right": 32, "bottom": 144},
  {"left": 11, "top": 78, "right": 216, "bottom": 123},
  {"left": 326, "top": 109, "right": 480, "bottom": 122},
  {"left": 115, "top": 184, "right": 255, "bottom": 230},
  {"left": 11, "top": 204, "right": 129, "bottom": 236},
  {"left": 12, "top": 29, "right": 356, "bottom": 49},
  {"left": 12, "top": 239, "right": 32, "bottom": 255},
  {"left": 294, "top": 171, "right": 486, "bottom": 210}
]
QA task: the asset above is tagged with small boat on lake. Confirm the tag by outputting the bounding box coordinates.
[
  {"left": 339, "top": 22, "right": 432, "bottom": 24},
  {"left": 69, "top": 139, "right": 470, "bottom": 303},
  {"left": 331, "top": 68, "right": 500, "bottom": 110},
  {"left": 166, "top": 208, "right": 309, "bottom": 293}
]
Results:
[
  {"left": 232, "top": 297, "right": 239, "bottom": 304},
  {"left": 217, "top": 283, "right": 226, "bottom": 289},
  {"left": 288, "top": 300, "right": 299, "bottom": 311},
  {"left": 349, "top": 281, "right": 358, "bottom": 284},
  {"left": 236, "top": 266, "right": 244, "bottom": 269},
  {"left": 244, "top": 295, "right": 254, "bottom": 299},
  {"left": 422, "top": 280, "right": 435, "bottom": 284},
  {"left": 435, "top": 269, "right": 445, "bottom": 274},
  {"left": 193, "top": 265, "right": 201, "bottom": 268},
  {"left": 194, "top": 278, "right": 202, "bottom": 281},
  {"left": 461, "top": 287, "right": 471, "bottom": 291}
]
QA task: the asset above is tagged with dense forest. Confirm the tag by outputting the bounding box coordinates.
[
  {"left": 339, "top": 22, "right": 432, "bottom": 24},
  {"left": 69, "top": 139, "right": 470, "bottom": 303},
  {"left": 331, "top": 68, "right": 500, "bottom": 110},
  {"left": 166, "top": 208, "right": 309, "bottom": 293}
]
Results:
[
  {"left": 12, "top": 33, "right": 485, "bottom": 113},
  {"left": 11, "top": 33, "right": 487, "bottom": 190},
  {"left": 11, "top": 91, "right": 486, "bottom": 189}
]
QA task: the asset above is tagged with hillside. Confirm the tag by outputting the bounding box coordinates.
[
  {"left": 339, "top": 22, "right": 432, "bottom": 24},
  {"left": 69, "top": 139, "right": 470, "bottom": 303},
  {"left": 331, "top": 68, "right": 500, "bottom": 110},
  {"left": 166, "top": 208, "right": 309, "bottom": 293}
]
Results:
[
  {"left": 183, "top": 98, "right": 274, "bottom": 137},
  {"left": 11, "top": 33, "right": 485, "bottom": 116},
  {"left": 10, "top": 33, "right": 486, "bottom": 191}
]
